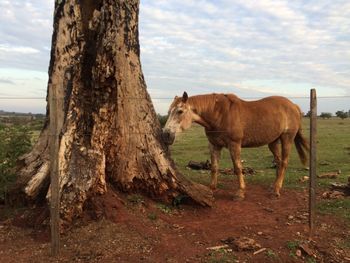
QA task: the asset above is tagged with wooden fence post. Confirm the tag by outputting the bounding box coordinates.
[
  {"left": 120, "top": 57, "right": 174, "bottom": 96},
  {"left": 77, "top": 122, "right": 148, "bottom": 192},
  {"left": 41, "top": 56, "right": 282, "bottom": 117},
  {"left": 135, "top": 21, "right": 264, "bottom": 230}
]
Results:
[
  {"left": 49, "top": 87, "right": 60, "bottom": 256},
  {"left": 309, "top": 89, "right": 317, "bottom": 237}
]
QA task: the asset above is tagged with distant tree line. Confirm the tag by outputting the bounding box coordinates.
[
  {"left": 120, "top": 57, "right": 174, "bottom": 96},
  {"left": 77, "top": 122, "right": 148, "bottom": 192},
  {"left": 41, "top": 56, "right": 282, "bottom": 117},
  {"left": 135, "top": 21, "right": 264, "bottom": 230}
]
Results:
[
  {"left": 305, "top": 110, "right": 350, "bottom": 119},
  {"left": 0, "top": 110, "right": 45, "bottom": 118},
  {"left": 319, "top": 112, "right": 332, "bottom": 119}
]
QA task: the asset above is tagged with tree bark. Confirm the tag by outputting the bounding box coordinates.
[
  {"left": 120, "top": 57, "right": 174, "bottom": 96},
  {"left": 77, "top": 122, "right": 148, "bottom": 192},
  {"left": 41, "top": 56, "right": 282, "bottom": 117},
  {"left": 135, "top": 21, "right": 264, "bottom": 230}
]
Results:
[{"left": 11, "top": 0, "right": 213, "bottom": 223}]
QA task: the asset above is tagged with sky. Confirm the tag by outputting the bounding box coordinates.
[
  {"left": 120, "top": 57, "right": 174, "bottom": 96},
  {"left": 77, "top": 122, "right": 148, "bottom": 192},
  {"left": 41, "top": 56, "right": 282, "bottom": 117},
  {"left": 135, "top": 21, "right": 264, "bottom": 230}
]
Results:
[{"left": 0, "top": 0, "right": 349, "bottom": 115}]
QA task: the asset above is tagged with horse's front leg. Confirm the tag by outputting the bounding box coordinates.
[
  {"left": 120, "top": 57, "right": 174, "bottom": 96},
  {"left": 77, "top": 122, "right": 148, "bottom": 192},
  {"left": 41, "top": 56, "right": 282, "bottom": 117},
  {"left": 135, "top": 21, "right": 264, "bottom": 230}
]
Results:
[
  {"left": 209, "top": 143, "right": 221, "bottom": 190},
  {"left": 228, "top": 142, "right": 246, "bottom": 200}
]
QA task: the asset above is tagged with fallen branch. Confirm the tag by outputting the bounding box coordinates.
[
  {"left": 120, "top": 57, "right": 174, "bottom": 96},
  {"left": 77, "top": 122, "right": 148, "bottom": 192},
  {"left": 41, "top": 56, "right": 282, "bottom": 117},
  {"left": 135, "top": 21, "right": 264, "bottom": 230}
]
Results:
[
  {"left": 187, "top": 160, "right": 256, "bottom": 176},
  {"left": 317, "top": 170, "right": 341, "bottom": 179},
  {"left": 222, "top": 236, "right": 261, "bottom": 251},
  {"left": 206, "top": 244, "right": 230, "bottom": 251},
  {"left": 253, "top": 247, "right": 267, "bottom": 255}
]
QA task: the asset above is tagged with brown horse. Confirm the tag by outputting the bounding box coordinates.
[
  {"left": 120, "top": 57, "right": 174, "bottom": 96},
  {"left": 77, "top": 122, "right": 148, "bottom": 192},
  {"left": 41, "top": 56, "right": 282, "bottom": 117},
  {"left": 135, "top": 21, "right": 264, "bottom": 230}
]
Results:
[{"left": 163, "top": 92, "right": 309, "bottom": 199}]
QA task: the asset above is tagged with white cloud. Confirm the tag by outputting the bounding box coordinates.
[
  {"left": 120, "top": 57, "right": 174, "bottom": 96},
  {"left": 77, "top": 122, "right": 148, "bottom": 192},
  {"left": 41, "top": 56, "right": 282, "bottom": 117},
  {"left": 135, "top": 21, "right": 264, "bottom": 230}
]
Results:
[
  {"left": 0, "top": 0, "right": 52, "bottom": 71},
  {"left": 0, "top": 0, "right": 349, "bottom": 114},
  {"left": 0, "top": 44, "right": 39, "bottom": 54},
  {"left": 235, "top": 0, "right": 304, "bottom": 21}
]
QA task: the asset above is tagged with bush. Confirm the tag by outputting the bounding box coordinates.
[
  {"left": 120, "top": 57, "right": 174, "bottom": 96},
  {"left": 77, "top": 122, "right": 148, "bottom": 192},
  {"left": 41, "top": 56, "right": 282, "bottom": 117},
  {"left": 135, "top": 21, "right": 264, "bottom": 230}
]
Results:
[
  {"left": 28, "top": 118, "right": 45, "bottom": 131},
  {"left": 0, "top": 126, "right": 32, "bottom": 203},
  {"left": 335, "top": 110, "right": 348, "bottom": 119},
  {"left": 320, "top": 112, "right": 332, "bottom": 119},
  {"left": 304, "top": 111, "right": 311, "bottom": 117}
]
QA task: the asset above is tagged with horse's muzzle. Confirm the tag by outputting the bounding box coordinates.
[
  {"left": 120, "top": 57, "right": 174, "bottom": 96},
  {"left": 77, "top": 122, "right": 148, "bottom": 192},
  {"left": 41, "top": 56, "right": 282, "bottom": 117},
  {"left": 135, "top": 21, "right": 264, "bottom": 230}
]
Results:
[{"left": 162, "top": 129, "right": 175, "bottom": 145}]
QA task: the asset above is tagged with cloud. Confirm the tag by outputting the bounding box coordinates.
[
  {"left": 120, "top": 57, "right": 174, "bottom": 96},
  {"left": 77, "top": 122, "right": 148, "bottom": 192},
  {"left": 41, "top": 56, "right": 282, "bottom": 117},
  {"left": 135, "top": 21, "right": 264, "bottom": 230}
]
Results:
[
  {"left": 0, "top": 68, "right": 47, "bottom": 99},
  {"left": 0, "top": 44, "right": 39, "bottom": 54},
  {"left": 0, "top": 0, "right": 349, "bottom": 114},
  {"left": 0, "top": 0, "right": 52, "bottom": 71},
  {"left": 140, "top": 0, "right": 350, "bottom": 100},
  {"left": 0, "top": 78, "right": 15, "bottom": 84}
]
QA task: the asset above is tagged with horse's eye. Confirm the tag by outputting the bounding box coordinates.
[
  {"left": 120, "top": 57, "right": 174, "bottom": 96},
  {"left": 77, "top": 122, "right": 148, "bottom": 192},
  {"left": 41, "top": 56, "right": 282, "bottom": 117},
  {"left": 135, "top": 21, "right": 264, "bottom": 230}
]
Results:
[{"left": 177, "top": 110, "right": 184, "bottom": 114}]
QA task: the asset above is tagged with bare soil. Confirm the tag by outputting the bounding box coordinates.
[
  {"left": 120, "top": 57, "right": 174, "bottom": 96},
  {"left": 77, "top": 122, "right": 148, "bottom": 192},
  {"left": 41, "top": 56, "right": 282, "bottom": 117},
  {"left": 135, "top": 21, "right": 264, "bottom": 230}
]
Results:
[{"left": 1, "top": 181, "right": 350, "bottom": 263}]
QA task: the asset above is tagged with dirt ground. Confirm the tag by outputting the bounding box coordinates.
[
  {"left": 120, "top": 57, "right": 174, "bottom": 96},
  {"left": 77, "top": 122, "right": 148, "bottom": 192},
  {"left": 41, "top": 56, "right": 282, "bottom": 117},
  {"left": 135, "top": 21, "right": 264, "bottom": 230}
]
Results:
[{"left": 1, "top": 181, "right": 350, "bottom": 263}]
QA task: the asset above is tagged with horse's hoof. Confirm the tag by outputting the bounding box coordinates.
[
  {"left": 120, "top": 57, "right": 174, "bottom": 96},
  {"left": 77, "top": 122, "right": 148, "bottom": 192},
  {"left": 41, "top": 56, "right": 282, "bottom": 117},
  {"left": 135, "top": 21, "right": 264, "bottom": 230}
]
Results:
[
  {"left": 269, "top": 192, "right": 280, "bottom": 199},
  {"left": 275, "top": 190, "right": 281, "bottom": 197},
  {"left": 233, "top": 191, "right": 245, "bottom": 201},
  {"left": 233, "top": 195, "right": 245, "bottom": 201}
]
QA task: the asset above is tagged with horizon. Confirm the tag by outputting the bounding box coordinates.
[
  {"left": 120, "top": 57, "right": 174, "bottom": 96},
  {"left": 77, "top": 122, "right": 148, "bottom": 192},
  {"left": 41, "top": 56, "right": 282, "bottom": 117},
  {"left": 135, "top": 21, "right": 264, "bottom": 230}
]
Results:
[{"left": 0, "top": 94, "right": 349, "bottom": 116}]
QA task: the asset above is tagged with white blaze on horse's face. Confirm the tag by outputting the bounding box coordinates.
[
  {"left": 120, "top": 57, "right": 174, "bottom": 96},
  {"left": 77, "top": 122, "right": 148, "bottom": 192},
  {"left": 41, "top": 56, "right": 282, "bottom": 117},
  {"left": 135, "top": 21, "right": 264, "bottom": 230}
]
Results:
[
  {"left": 163, "top": 92, "right": 193, "bottom": 145},
  {"left": 166, "top": 101, "right": 192, "bottom": 132}
]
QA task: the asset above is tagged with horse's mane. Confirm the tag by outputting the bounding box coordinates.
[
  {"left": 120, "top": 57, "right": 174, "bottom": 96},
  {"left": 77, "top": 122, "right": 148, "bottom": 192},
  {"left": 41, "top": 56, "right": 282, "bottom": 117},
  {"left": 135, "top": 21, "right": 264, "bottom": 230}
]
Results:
[
  {"left": 189, "top": 93, "right": 240, "bottom": 114},
  {"left": 189, "top": 94, "right": 215, "bottom": 113}
]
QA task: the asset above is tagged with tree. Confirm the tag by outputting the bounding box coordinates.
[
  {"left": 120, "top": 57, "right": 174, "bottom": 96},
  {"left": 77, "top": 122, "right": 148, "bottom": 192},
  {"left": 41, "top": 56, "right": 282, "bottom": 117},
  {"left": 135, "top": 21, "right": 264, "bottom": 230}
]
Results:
[
  {"left": 335, "top": 110, "right": 348, "bottom": 119},
  {"left": 304, "top": 110, "right": 311, "bottom": 117},
  {"left": 10, "top": 0, "right": 212, "bottom": 224},
  {"left": 320, "top": 112, "right": 332, "bottom": 119}
]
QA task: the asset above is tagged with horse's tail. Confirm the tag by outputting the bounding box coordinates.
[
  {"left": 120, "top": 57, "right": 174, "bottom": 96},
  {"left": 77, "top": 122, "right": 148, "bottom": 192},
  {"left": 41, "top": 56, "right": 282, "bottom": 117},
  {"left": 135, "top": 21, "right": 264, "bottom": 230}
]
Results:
[{"left": 294, "top": 129, "right": 309, "bottom": 167}]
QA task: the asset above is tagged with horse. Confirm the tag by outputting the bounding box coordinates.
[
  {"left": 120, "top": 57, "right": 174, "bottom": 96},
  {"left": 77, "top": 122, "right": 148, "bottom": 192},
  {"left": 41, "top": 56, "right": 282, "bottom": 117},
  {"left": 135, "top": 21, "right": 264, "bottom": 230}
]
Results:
[{"left": 162, "top": 92, "right": 309, "bottom": 199}]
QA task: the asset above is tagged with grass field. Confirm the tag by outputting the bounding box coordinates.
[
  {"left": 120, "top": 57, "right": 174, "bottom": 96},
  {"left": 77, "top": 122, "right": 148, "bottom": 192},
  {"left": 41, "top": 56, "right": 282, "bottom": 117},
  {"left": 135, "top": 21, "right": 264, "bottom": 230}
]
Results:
[{"left": 170, "top": 117, "right": 350, "bottom": 220}]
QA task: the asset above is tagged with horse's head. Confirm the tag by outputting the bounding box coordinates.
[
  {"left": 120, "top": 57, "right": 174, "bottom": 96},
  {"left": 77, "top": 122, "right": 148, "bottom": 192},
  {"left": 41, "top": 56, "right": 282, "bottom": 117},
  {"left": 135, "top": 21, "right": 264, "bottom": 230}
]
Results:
[{"left": 162, "top": 92, "right": 194, "bottom": 145}]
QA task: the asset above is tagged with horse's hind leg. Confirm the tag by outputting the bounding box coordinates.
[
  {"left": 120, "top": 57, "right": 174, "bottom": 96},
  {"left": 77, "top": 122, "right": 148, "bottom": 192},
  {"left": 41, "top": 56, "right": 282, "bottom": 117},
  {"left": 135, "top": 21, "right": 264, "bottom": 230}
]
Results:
[
  {"left": 273, "top": 134, "right": 294, "bottom": 197},
  {"left": 268, "top": 139, "right": 281, "bottom": 168},
  {"left": 209, "top": 143, "right": 221, "bottom": 190},
  {"left": 228, "top": 142, "right": 245, "bottom": 200}
]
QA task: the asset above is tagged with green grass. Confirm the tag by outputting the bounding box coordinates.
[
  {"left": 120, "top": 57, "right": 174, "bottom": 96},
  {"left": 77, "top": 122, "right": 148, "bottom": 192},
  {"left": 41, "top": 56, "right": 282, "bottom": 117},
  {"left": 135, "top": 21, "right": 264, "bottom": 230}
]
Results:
[
  {"left": 206, "top": 248, "right": 237, "bottom": 263},
  {"left": 286, "top": 240, "right": 300, "bottom": 259},
  {"left": 0, "top": 117, "right": 44, "bottom": 203},
  {"left": 0, "top": 126, "right": 32, "bottom": 202},
  {"left": 264, "top": 249, "right": 282, "bottom": 262},
  {"left": 170, "top": 118, "right": 350, "bottom": 219},
  {"left": 147, "top": 212, "right": 157, "bottom": 221},
  {"left": 317, "top": 199, "right": 350, "bottom": 222},
  {"left": 339, "top": 236, "right": 350, "bottom": 249},
  {"left": 127, "top": 194, "right": 144, "bottom": 204},
  {"left": 286, "top": 240, "right": 300, "bottom": 251},
  {"left": 156, "top": 203, "right": 173, "bottom": 214},
  {"left": 305, "top": 257, "right": 317, "bottom": 263}
]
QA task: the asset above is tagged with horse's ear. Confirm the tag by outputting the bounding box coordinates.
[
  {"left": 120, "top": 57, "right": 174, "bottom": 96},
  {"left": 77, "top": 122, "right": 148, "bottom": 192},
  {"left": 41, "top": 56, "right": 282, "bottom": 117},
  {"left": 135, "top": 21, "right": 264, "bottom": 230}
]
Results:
[{"left": 182, "top": 92, "right": 188, "bottom": 103}]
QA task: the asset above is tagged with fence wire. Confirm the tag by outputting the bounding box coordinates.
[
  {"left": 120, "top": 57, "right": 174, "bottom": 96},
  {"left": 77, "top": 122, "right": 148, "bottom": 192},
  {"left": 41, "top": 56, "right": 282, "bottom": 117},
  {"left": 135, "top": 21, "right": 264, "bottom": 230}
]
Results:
[
  {"left": 1, "top": 95, "right": 350, "bottom": 100},
  {"left": 0, "top": 96, "right": 349, "bottom": 177}
]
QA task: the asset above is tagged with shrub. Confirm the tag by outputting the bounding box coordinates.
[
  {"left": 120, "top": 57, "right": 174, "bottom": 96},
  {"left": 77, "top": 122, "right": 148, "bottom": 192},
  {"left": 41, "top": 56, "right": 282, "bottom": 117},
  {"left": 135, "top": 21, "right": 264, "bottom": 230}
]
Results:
[
  {"left": 320, "top": 112, "right": 332, "bottom": 119},
  {"left": 0, "top": 126, "right": 32, "bottom": 203},
  {"left": 335, "top": 110, "right": 348, "bottom": 119}
]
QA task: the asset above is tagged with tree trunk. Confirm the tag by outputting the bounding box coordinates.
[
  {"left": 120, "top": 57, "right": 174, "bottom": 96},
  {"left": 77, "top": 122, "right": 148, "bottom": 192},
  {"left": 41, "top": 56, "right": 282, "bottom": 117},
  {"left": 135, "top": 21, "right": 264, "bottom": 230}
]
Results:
[{"left": 10, "top": 0, "right": 213, "bottom": 223}]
